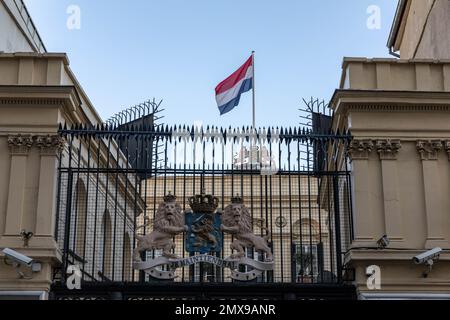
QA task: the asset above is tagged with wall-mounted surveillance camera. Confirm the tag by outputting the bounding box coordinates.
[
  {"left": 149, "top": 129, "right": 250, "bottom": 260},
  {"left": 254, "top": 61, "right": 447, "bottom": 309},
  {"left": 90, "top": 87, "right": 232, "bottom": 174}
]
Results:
[
  {"left": 377, "top": 235, "right": 390, "bottom": 249},
  {"left": 412, "top": 247, "right": 442, "bottom": 278},
  {"left": 2, "top": 248, "right": 41, "bottom": 278},
  {"left": 413, "top": 247, "right": 442, "bottom": 265},
  {"left": 3, "top": 248, "right": 33, "bottom": 266}
]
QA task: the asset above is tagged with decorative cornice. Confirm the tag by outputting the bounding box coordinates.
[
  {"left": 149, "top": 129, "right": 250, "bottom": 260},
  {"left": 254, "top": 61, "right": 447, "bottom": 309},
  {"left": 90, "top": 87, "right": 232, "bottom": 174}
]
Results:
[
  {"left": 346, "top": 104, "right": 450, "bottom": 113},
  {"left": 376, "top": 139, "right": 402, "bottom": 160},
  {"left": 331, "top": 90, "right": 450, "bottom": 114},
  {"left": 417, "top": 140, "right": 442, "bottom": 161},
  {"left": 35, "top": 135, "right": 65, "bottom": 155},
  {"left": 0, "top": 98, "right": 66, "bottom": 105},
  {"left": 348, "top": 139, "right": 374, "bottom": 160},
  {"left": 0, "top": 86, "right": 81, "bottom": 111},
  {"left": 7, "top": 134, "right": 33, "bottom": 155}
]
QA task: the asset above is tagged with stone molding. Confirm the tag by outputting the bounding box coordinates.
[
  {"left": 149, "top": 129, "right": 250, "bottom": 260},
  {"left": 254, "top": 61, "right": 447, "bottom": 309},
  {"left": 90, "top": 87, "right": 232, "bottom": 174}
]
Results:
[
  {"left": 376, "top": 139, "right": 402, "bottom": 160},
  {"left": 348, "top": 139, "right": 374, "bottom": 160},
  {"left": 35, "top": 135, "right": 66, "bottom": 155},
  {"left": 8, "top": 134, "right": 65, "bottom": 156},
  {"left": 348, "top": 139, "right": 450, "bottom": 161},
  {"left": 7, "top": 134, "right": 33, "bottom": 155},
  {"left": 416, "top": 140, "right": 443, "bottom": 161},
  {"left": 444, "top": 141, "right": 450, "bottom": 161}
]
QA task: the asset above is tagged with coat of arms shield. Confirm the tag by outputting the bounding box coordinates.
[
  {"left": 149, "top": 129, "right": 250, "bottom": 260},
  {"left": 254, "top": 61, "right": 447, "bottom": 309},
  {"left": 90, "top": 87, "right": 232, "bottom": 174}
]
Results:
[{"left": 185, "top": 192, "right": 223, "bottom": 254}]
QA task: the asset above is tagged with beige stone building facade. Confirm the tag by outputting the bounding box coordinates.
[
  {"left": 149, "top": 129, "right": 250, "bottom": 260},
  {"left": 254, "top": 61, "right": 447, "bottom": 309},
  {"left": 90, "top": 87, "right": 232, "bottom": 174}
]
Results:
[
  {"left": 388, "top": 0, "right": 450, "bottom": 59},
  {"left": 0, "top": 0, "right": 141, "bottom": 298},
  {"left": 335, "top": 0, "right": 450, "bottom": 299},
  {"left": 1, "top": 0, "right": 450, "bottom": 300}
]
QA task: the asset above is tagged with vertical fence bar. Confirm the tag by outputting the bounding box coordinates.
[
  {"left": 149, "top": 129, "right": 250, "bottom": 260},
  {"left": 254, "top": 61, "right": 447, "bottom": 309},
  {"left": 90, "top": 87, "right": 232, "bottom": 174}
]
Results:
[
  {"left": 333, "top": 174, "right": 343, "bottom": 283},
  {"left": 61, "top": 135, "right": 73, "bottom": 284},
  {"left": 91, "top": 136, "right": 101, "bottom": 279},
  {"left": 81, "top": 135, "right": 92, "bottom": 280},
  {"left": 122, "top": 134, "right": 130, "bottom": 281},
  {"left": 54, "top": 137, "right": 63, "bottom": 242},
  {"left": 296, "top": 140, "right": 304, "bottom": 283},
  {"left": 278, "top": 144, "right": 283, "bottom": 282},
  {"left": 287, "top": 142, "right": 294, "bottom": 283},
  {"left": 102, "top": 137, "right": 112, "bottom": 279},
  {"left": 111, "top": 135, "right": 121, "bottom": 281}
]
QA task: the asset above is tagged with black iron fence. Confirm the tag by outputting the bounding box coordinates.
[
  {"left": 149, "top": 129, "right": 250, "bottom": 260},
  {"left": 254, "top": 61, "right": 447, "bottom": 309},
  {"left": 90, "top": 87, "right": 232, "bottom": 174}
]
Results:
[{"left": 53, "top": 123, "right": 353, "bottom": 290}]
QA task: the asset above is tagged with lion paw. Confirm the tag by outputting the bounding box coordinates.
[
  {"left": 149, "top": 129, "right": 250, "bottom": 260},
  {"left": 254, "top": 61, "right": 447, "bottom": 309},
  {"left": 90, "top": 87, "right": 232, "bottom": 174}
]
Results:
[
  {"left": 230, "top": 253, "right": 245, "bottom": 260},
  {"left": 163, "top": 253, "right": 180, "bottom": 259}
]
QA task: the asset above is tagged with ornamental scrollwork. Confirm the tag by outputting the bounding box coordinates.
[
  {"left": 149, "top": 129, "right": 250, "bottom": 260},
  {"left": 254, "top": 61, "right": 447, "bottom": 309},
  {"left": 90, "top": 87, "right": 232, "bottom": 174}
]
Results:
[
  {"left": 35, "top": 134, "right": 65, "bottom": 155},
  {"left": 7, "top": 134, "right": 33, "bottom": 155},
  {"left": 347, "top": 139, "right": 374, "bottom": 160},
  {"left": 416, "top": 140, "right": 442, "bottom": 161},
  {"left": 376, "top": 139, "right": 402, "bottom": 160},
  {"left": 7, "top": 134, "right": 65, "bottom": 155}
]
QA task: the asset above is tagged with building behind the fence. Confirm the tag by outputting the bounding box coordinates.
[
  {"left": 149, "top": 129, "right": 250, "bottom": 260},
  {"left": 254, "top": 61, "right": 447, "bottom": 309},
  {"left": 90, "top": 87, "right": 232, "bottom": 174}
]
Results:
[
  {"left": 1, "top": 0, "right": 450, "bottom": 300},
  {"left": 142, "top": 174, "right": 352, "bottom": 283}
]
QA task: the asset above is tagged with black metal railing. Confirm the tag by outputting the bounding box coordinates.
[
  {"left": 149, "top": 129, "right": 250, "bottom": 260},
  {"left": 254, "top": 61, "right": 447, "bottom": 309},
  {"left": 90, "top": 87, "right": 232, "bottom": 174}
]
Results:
[{"left": 53, "top": 123, "right": 353, "bottom": 288}]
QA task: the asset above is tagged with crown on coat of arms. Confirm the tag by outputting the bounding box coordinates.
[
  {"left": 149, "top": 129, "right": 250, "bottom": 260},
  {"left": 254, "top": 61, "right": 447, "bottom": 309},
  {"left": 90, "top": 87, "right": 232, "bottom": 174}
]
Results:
[
  {"left": 164, "top": 192, "right": 177, "bottom": 203},
  {"left": 188, "top": 190, "right": 219, "bottom": 213},
  {"left": 231, "top": 194, "right": 244, "bottom": 204}
]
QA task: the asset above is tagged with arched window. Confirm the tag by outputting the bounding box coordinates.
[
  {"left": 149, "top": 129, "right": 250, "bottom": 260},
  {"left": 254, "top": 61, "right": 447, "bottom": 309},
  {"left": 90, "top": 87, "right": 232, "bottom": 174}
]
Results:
[
  {"left": 123, "top": 233, "right": 132, "bottom": 281},
  {"left": 293, "top": 218, "right": 320, "bottom": 242},
  {"left": 102, "top": 210, "right": 112, "bottom": 279},
  {"left": 74, "top": 179, "right": 87, "bottom": 258}
]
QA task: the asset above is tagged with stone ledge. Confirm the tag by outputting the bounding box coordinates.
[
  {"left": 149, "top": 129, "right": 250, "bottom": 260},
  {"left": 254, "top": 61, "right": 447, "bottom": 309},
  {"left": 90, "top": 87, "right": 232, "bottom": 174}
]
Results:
[
  {"left": 339, "top": 58, "right": 450, "bottom": 92},
  {"left": 344, "top": 248, "right": 450, "bottom": 263}
]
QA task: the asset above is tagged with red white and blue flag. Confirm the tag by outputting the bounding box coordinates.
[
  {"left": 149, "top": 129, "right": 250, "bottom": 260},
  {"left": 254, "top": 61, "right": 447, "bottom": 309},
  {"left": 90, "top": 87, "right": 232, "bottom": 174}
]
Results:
[{"left": 215, "top": 55, "right": 254, "bottom": 115}]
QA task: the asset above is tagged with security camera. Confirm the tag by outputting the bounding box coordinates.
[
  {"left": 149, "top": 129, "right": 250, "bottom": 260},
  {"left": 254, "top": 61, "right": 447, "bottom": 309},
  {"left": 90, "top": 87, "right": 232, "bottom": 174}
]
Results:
[
  {"left": 377, "top": 235, "right": 390, "bottom": 249},
  {"left": 2, "top": 248, "right": 41, "bottom": 278},
  {"left": 413, "top": 247, "right": 442, "bottom": 278},
  {"left": 413, "top": 247, "right": 442, "bottom": 265},
  {"left": 2, "top": 248, "right": 34, "bottom": 266}
]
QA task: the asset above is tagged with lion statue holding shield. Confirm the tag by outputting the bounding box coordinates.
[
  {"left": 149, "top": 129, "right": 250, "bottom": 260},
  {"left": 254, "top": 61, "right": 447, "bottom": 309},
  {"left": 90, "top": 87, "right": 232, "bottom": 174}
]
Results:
[{"left": 133, "top": 194, "right": 187, "bottom": 261}]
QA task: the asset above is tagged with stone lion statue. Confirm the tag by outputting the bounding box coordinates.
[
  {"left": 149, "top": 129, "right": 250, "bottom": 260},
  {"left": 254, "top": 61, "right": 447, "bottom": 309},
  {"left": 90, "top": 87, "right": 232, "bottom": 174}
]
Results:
[
  {"left": 221, "top": 200, "right": 273, "bottom": 262},
  {"left": 133, "top": 196, "right": 187, "bottom": 261}
]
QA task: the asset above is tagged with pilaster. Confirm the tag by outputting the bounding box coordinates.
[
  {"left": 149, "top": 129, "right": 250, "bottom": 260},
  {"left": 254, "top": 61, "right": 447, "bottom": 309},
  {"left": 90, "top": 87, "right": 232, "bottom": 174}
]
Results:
[
  {"left": 416, "top": 140, "right": 449, "bottom": 248},
  {"left": 376, "top": 139, "right": 403, "bottom": 242}
]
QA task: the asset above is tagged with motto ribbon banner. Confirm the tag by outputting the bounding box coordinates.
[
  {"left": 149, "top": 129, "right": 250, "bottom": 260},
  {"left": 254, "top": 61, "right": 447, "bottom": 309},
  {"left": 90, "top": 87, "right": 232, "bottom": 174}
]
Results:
[{"left": 133, "top": 255, "right": 274, "bottom": 281}]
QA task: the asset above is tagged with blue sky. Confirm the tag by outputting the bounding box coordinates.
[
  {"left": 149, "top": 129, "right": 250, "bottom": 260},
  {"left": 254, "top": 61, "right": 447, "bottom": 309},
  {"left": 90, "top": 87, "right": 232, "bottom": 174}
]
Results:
[{"left": 24, "top": 0, "right": 396, "bottom": 128}]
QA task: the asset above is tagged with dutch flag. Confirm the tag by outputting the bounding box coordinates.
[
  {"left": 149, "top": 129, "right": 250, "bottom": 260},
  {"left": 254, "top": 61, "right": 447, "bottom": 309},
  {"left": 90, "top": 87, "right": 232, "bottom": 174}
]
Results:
[{"left": 215, "top": 55, "right": 254, "bottom": 115}]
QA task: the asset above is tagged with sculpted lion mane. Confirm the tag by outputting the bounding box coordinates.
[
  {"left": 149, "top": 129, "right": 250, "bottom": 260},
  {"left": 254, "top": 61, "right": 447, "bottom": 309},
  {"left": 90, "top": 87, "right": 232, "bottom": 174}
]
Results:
[
  {"left": 221, "top": 202, "right": 273, "bottom": 262},
  {"left": 133, "top": 199, "right": 187, "bottom": 261}
]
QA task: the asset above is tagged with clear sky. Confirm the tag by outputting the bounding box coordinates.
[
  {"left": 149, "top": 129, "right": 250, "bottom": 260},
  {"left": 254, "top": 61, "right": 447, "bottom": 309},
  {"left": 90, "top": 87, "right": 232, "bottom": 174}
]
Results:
[{"left": 24, "top": 0, "right": 397, "bottom": 128}]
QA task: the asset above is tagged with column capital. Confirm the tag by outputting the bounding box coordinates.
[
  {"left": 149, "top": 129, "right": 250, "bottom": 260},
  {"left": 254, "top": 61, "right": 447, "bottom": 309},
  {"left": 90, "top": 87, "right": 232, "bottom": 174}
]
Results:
[
  {"left": 444, "top": 141, "right": 450, "bottom": 161},
  {"left": 376, "top": 139, "right": 402, "bottom": 160},
  {"left": 416, "top": 140, "right": 442, "bottom": 161},
  {"left": 348, "top": 139, "right": 374, "bottom": 160},
  {"left": 7, "top": 134, "right": 33, "bottom": 155},
  {"left": 35, "top": 134, "right": 65, "bottom": 155}
]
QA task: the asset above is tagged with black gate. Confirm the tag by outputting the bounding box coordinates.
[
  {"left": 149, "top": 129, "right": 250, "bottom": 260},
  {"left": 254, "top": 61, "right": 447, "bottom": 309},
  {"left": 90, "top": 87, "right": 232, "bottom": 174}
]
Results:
[{"left": 50, "top": 120, "right": 355, "bottom": 300}]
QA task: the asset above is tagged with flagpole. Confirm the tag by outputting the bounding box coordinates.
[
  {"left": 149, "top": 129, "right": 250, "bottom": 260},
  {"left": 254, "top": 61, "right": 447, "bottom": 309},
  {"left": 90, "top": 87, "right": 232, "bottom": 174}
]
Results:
[{"left": 252, "top": 51, "right": 256, "bottom": 129}]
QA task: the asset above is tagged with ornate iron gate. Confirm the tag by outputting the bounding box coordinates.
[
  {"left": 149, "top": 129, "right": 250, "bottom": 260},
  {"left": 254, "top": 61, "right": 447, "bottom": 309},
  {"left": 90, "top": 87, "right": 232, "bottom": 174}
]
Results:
[{"left": 50, "top": 122, "right": 355, "bottom": 300}]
